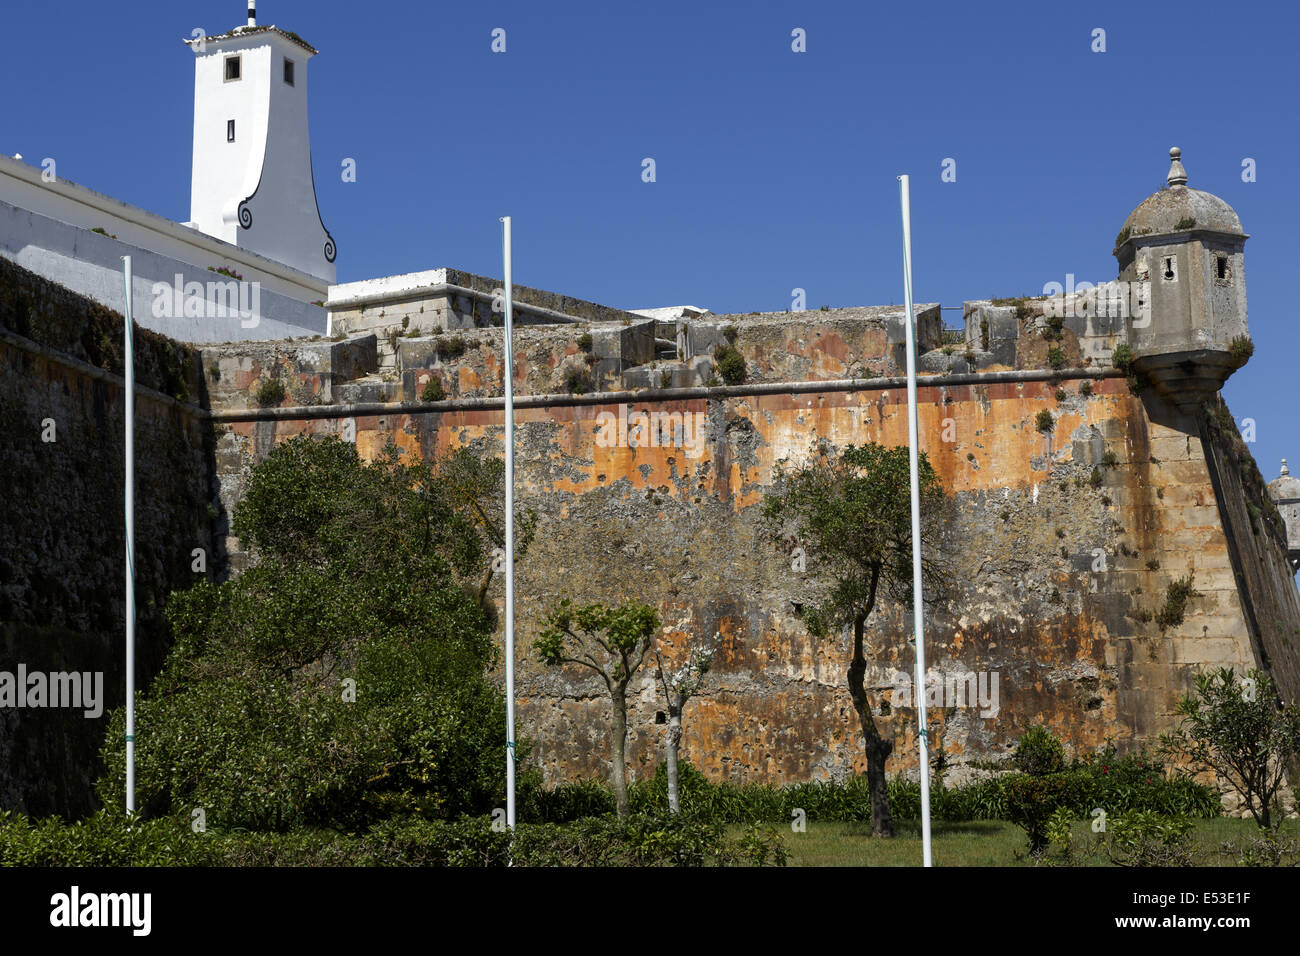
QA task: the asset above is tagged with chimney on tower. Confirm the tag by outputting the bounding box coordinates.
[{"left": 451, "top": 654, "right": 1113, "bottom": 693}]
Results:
[{"left": 248, "top": 1, "right": 257, "bottom": 28}]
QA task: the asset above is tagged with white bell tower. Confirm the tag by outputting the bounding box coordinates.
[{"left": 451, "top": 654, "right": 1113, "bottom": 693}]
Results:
[{"left": 184, "top": 2, "right": 336, "bottom": 282}]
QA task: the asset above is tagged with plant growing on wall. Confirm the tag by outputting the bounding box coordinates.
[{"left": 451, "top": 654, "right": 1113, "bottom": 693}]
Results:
[
  {"left": 562, "top": 364, "right": 594, "bottom": 395},
  {"left": 1111, "top": 344, "right": 1134, "bottom": 373},
  {"left": 254, "top": 377, "right": 286, "bottom": 407},
  {"left": 534, "top": 600, "right": 660, "bottom": 818},
  {"left": 762, "top": 442, "right": 949, "bottom": 837},
  {"left": 713, "top": 344, "right": 747, "bottom": 385},
  {"left": 420, "top": 377, "right": 445, "bottom": 402},
  {"left": 654, "top": 632, "right": 718, "bottom": 814}
]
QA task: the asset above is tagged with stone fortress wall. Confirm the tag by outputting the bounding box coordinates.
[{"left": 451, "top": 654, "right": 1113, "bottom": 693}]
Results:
[
  {"left": 198, "top": 291, "right": 1300, "bottom": 790},
  {"left": 3, "top": 150, "right": 1298, "bottom": 814}
]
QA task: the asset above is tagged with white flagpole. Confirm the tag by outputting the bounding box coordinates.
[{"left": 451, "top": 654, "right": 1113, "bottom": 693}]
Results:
[
  {"left": 897, "top": 175, "right": 932, "bottom": 867},
  {"left": 500, "top": 217, "right": 517, "bottom": 832},
  {"left": 122, "top": 256, "right": 136, "bottom": 817}
]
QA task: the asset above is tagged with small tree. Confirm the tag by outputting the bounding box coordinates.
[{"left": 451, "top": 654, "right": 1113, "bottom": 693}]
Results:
[
  {"left": 1160, "top": 667, "right": 1300, "bottom": 830},
  {"left": 535, "top": 600, "right": 660, "bottom": 817},
  {"left": 763, "top": 442, "right": 948, "bottom": 837},
  {"left": 654, "top": 633, "right": 718, "bottom": 814}
]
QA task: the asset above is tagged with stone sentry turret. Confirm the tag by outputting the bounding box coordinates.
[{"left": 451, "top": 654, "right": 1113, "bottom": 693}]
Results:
[
  {"left": 1267, "top": 460, "right": 1300, "bottom": 573},
  {"left": 1114, "top": 148, "right": 1249, "bottom": 408}
]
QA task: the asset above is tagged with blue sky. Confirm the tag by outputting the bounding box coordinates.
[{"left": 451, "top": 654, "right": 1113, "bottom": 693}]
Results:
[{"left": 3, "top": 0, "right": 1296, "bottom": 491}]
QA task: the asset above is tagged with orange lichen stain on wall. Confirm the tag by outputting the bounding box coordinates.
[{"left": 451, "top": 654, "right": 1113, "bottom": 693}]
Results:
[
  {"left": 458, "top": 365, "right": 484, "bottom": 392},
  {"left": 804, "top": 332, "right": 850, "bottom": 374},
  {"left": 285, "top": 380, "right": 1134, "bottom": 515}
]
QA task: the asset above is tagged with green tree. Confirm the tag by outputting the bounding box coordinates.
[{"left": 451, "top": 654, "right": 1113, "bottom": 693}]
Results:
[
  {"left": 763, "top": 442, "right": 948, "bottom": 837},
  {"left": 98, "top": 435, "right": 531, "bottom": 831},
  {"left": 1160, "top": 667, "right": 1300, "bottom": 830},
  {"left": 535, "top": 600, "right": 660, "bottom": 818}
]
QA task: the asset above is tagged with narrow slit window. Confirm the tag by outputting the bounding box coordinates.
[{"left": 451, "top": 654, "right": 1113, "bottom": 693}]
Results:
[
  {"left": 284, "top": 58, "right": 295, "bottom": 86},
  {"left": 1162, "top": 256, "right": 1176, "bottom": 280},
  {"left": 1215, "top": 255, "right": 1230, "bottom": 281},
  {"left": 227, "top": 119, "right": 236, "bottom": 142},
  {"left": 224, "top": 55, "right": 241, "bottom": 81}
]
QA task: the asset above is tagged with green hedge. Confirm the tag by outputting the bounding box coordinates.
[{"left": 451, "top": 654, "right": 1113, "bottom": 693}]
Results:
[
  {"left": 524, "top": 756, "right": 1219, "bottom": 826},
  {"left": 0, "top": 811, "right": 787, "bottom": 868}
]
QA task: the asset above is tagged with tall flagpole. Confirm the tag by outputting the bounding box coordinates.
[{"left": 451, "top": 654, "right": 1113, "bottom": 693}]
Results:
[
  {"left": 500, "top": 217, "right": 517, "bottom": 832},
  {"left": 122, "top": 256, "right": 136, "bottom": 817},
  {"left": 897, "top": 176, "right": 932, "bottom": 867}
]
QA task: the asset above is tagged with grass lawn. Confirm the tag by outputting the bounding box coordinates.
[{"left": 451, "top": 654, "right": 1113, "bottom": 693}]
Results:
[{"left": 756, "top": 818, "right": 1300, "bottom": 867}]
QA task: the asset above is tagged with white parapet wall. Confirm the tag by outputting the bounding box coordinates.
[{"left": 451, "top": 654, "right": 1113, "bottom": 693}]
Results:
[{"left": 0, "top": 155, "right": 327, "bottom": 343}]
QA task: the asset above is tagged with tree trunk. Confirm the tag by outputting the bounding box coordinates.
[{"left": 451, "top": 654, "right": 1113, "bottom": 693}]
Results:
[
  {"left": 848, "top": 608, "right": 894, "bottom": 837},
  {"left": 611, "top": 686, "right": 630, "bottom": 818},
  {"left": 666, "top": 703, "right": 683, "bottom": 814}
]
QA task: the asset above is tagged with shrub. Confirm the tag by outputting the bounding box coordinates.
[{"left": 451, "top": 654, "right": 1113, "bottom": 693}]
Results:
[
  {"left": 1047, "top": 346, "right": 1066, "bottom": 369},
  {"left": 1013, "top": 725, "right": 1066, "bottom": 776},
  {"left": 519, "top": 777, "right": 616, "bottom": 823},
  {"left": 1080, "top": 380, "right": 1093, "bottom": 396},
  {"left": 1054, "top": 387, "right": 1067, "bottom": 402},
  {"left": 420, "top": 378, "right": 445, "bottom": 402},
  {"left": 97, "top": 437, "right": 519, "bottom": 833},
  {"left": 722, "top": 324, "right": 739, "bottom": 345},
  {"left": 1035, "top": 409, "right": 1055, "bottom": 433},
  {"left": 1101, "top": 448, "right": 1119, "bottom": 468},
  {"left": 577, "top": 331, "right": 594, "bottom": 353},
  {"left": 254, "top": 377, "right": 286, "bottom": 407},
  {"left": 1174, "top": 216, "right": 1197, "bottom": 231},
  {"left": 714, "top": 345, "right": 747, "bottom": 385},
  {"left": 1106, "top": 810, "right": 1196, "bottom": 866},
  {"left": 1160, "top": 667, "right": 1300, "bottom": 829},
  {"left": 0, "top": 811, "right": 214, "bottom": 867},
  {"left": 1006, "top": 773, "right": 1085, "bottom": 854}
]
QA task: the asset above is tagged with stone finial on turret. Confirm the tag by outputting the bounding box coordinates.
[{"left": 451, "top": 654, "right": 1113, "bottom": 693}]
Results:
[
  {"left": 1167, "top": 147, "right": 1188, "bottom": 188},
  {"left": 1283, "top": 459, "right": 1291, "bottom": 477}
]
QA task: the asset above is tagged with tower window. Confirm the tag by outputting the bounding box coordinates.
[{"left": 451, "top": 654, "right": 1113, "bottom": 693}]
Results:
[
  {"left": 227, "top": 119, "right": 236, "bottom": 143},
  {"left": 224, "top": 55, "right": 242, "bottom": 81},
  {"left": 284, "top": 58, "right": 295, "bottom": 86},
  {"left": 1215, "top": 254, "right": 1231, "bottom": 282}
]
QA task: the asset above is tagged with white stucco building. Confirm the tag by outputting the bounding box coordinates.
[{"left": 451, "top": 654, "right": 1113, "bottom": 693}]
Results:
[
  {"left": 184, "top": 2, "right": 336, "bottom": 283},
  {"left": 0, "top": 1, "right": 333, "bottom": 342}
]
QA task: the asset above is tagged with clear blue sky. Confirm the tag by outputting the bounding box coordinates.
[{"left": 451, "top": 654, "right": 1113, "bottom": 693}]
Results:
[{"left": 3, "top": 0, "right": 1296, "bottom": 493}]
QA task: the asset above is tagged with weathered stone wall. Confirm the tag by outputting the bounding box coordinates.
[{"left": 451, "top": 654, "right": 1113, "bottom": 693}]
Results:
[
  {"left": 8, "top": 254, "right": 1296, "bottom": 809},
  {"left": 0, "top": 260, "right": 215, "bottom": 817},
  {"left": 210, "top": 368, "right": 1300, "bottom": 788}
]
